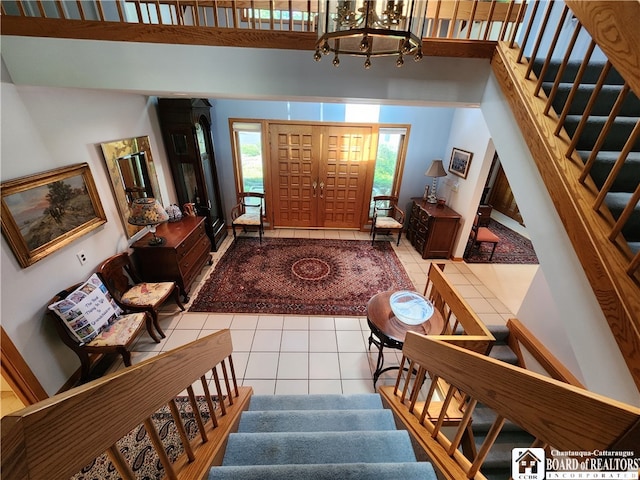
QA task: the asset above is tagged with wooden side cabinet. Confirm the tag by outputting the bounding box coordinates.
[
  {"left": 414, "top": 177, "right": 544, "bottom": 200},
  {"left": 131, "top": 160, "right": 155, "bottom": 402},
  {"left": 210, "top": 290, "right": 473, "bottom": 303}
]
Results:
[
  {"left": 131, "top": 216, "right": 212, "bottom": 301},
  {"left": 407, "top": 198, "right": 461, "bottom": 259}
]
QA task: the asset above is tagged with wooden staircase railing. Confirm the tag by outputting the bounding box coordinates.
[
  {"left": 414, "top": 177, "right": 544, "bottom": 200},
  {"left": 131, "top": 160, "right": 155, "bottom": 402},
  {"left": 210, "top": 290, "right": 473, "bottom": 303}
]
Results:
[
  {"left": 380, "top": 332, "right": 640, "bottom": 480},
  {"left": 505, "top": 318, "right": 585, "bottom": 388},
  {"left": 491, "top": 0, "right": 640, "bottom": 392},
  {"left": 1, "top": 329, "right": 252, "bottom": 480},
  {"left": 423, "top": 263, "right": 495, "bottom": 355}
]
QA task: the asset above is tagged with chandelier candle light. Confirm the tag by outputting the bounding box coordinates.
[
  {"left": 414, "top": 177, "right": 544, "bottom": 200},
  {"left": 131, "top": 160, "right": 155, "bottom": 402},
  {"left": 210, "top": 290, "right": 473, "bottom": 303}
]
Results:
[
  {"left": 424, "top": 159, "right": 448, "bottom": 204},
  {"left": 128, "top": 198, "right": 169, "bottom": 246},
  {"left": 314, "top": 0, "right": 428, "bottom": 69}
]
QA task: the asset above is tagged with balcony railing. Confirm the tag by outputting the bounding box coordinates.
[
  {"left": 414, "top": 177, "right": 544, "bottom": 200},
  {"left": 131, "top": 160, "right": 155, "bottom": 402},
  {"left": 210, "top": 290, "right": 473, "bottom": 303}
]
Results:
[{"left": 1, "top": 0, "right": 526, "bottom": 52}]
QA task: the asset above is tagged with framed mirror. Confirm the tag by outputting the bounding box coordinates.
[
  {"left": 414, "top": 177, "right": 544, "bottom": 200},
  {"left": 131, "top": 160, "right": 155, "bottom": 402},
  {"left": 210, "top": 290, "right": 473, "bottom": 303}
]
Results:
[{"left": 100, "top": 136, "right": 163, "bottom": 238}]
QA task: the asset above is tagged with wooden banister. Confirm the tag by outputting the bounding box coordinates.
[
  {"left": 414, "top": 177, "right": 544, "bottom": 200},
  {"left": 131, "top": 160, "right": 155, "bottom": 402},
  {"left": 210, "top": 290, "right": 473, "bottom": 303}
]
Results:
[
  {"left": 381, "top": 332, "right": 640, "bottom": 480},
  {"left": 424, "top": 264, "right": 495, "bottom": 354},
  {"left": 401, "top": 333, "right": 640, "bottom": 450},
  {"left": 1, "top": 330, "right": 252, "bottom": 480},
  {"left": 506, "top": 318, "right": 585, "bottom": 388}
]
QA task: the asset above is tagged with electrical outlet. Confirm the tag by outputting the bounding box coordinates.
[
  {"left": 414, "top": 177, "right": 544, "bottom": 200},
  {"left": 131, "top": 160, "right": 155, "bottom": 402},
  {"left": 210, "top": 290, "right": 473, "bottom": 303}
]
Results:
[{"left": 76, "top": 250, "right": 87, "bottom": 265}]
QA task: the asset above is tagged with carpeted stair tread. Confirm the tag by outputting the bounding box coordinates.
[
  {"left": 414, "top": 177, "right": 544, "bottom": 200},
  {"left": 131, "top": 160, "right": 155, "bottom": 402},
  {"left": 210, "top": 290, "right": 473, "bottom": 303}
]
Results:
[
  {"left": 472, "top": 404, "right": 529, "bottom": 433},
  {"left": 487, "top": 324, "right": 510, "bottom": 343},
  {"left": 238, "top": 409, "right": 397, "bottom": 433},
  {"left": 563, "top": 115, "right": 640, "bottom": 152},
  {"left": 476, "top": 432, "right": 536, "bottom": 470},
  {"left": 604, "top": 192, "right": 640, "bottom": 241},
  {"left": 208, "top": 462, "right": 438, "bottom": 480},
  {"left": 577, "top": 150, "right": 640, "bottom": 192},
  {"left": 531, "top": 59, "right": 626, "bottom": 85},
  {"left": 222, "top": 430, "right": 417, "bottom": 466},
  {"left": 543, "top": 82, "right": 640, "bottom": 117},
  {"left": 488, "top": 344, "right": 519, "bottom": 365},
  {"left": 248, "top": 394, "right": 382, "bottom": 411}
]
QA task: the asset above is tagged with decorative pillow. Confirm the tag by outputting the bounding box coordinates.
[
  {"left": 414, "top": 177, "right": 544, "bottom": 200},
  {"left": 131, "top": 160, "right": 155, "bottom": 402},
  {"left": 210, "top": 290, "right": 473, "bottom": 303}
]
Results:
[{"left": 48, "top": 274, "right": 123, "bottom": 344}]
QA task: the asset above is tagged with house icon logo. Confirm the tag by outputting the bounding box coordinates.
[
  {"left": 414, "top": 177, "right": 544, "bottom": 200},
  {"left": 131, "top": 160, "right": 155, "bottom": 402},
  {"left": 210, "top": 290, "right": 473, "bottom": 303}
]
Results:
[{"left": 512, "top": 448, "right": 545, "bottom": 480}]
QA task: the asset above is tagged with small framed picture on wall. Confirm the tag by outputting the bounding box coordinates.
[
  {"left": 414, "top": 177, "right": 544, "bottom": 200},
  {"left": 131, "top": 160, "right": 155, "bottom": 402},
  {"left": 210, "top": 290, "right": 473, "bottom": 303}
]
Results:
[{"left": 448, "top": 148, "right": 473, "bottom": 179}]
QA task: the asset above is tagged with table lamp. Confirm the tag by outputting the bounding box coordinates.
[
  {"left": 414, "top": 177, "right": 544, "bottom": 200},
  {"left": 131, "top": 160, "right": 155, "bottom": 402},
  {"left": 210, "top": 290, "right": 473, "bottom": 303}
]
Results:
[
  {"left": 128, "top": 198, "right": 169, "bottom": 245},
  {"left": 424, "top": 159, "right": 448, "bottom": 204}
]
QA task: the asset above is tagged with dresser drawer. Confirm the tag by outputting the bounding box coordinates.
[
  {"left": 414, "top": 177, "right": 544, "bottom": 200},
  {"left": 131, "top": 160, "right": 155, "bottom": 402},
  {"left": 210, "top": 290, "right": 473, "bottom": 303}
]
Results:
[
  {"left": 178, "top": 235, "right": 210, "bottom": 276},
  {"left": 176, "top": 221, "right": 207, "bottom": 259}
]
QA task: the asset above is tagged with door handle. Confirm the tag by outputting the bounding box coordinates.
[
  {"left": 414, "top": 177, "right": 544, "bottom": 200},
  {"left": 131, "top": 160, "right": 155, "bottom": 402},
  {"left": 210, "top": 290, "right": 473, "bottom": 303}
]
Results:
[
  {"left": 319, "top": 181, "right": 324, "bottom": 199},
  {"left": 312, "top": 181, "right": 318, "bottom": 198}
]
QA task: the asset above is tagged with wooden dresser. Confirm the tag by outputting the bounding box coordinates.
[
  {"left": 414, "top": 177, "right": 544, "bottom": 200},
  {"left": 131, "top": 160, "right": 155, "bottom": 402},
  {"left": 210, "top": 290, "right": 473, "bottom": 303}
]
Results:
[
  {"left": 131, "top": 216, "right": 212, "bottom": 301},
  {"left": 406, "top": 198, "right": 462, "bottom": 259}
]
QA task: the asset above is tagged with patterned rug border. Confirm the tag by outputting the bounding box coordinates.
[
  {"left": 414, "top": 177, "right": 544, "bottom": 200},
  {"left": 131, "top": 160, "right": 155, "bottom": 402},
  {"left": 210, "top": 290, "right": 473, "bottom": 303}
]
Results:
[{"left": 189, "top": 237, "right": 415, "bottom": 316}]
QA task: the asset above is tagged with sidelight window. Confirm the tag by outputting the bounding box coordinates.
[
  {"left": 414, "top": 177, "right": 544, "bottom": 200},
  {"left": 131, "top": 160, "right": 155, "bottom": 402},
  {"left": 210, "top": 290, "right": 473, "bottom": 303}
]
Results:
[
  {"left": 370, "top": 128, "right": 407, "bottom": 216},
  {"left": 231, "top": 122, "right": 264, "bottom": 194}
]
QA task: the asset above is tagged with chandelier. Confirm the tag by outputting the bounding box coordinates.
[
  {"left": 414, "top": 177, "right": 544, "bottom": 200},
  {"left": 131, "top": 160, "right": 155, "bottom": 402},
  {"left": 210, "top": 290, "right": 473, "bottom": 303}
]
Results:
[{"left": 314, "top": 1, "right": 427, "bottom": 69}]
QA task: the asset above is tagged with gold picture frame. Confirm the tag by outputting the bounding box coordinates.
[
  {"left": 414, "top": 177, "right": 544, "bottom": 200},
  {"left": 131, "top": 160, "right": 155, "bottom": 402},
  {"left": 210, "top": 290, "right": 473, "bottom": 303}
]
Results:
[
  {"left": 100, "top": 136, "right": 162, "bottom": 238},
  {"left": 1, "top": 163, "right": 107, "bottom": 268}
]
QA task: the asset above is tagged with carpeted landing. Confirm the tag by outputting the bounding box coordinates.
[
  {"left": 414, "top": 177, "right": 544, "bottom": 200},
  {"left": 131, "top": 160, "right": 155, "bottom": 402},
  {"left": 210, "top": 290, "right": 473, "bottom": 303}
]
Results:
[{"left": 208, "top": 394, "right": 438, "bottom": 480}]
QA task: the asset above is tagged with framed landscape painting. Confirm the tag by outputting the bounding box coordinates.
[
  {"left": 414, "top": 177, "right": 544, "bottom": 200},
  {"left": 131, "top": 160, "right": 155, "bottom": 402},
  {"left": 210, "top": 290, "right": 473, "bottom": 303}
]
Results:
[
  {"left": 449, "top": 148, "right": 473, "bottom": 179},
  {"left": 1, "top": 163, "right": 107, "bottom": 268}
]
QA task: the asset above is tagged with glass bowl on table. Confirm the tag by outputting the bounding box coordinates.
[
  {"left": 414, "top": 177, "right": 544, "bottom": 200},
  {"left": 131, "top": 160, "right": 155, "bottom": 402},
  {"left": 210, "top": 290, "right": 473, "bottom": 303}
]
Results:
[{"left": 389, "top": 290, "right": 434, "bottom": 325}]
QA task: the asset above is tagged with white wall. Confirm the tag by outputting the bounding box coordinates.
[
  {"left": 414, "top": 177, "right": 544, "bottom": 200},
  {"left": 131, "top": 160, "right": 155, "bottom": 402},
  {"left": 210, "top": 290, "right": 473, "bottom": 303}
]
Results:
[
  {"left": 1, "top": 36, "right": 490, "bottom": 107},
  {"left": 481, "top": 73, "right": 639, "bottom": 405},
  {"left": 440, "top": 109, "right": 495, "bottom": 259},
  {"left": 0, "top": 77, "right": 174, "bottom": 394}
]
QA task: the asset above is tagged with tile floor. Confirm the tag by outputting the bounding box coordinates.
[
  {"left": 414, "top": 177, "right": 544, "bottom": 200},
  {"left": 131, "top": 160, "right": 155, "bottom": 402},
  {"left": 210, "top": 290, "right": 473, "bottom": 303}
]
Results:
[{"left": 116, "top": 227, "right": 539, "bottom": 396}]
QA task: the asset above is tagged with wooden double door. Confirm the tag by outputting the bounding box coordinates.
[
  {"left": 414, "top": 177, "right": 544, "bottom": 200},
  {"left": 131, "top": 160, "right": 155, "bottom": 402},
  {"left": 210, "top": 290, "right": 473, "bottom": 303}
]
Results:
[{"left": 269, "top": 123, "right": 374, "bottom": 229}]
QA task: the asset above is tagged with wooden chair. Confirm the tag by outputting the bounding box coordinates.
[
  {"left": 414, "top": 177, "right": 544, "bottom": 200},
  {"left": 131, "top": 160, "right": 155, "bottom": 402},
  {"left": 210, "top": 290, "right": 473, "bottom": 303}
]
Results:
[
  {"left": 476, "top": 204, "right": 493, "bottom": 227},
  {"left": 231, "top": 192, "right": 265, "bottom": 244},
  {"left": 47, "top": 283, "right": 157, "bottom": 383},
  {"left": 466, "top": 213, "right": 500, "bottom": 260},
  {"left": 371, "top": 195, "right": 405, "bottom": 246},
  {"left": 98, "top": 252, "right": 185, "bottom": 339}
]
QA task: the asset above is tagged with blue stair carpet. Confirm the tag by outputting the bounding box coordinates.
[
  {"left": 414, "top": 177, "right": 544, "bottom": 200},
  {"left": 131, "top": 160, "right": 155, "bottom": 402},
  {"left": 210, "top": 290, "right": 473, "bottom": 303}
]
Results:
[{"left": 208, "top": 394, "right": 437, "bottom": 480}]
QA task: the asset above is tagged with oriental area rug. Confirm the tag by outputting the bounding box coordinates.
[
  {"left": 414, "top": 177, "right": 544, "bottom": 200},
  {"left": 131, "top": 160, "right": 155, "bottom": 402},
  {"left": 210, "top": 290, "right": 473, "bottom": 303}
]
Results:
[
  {"left": 189, "top": 237, "right": 415, "bottom": 316},
  {"left": 72, "top": 396, "right": 214, "bottom": 480},
  {"left": 464, "top": 219, "right": 539, "bottom": 265}
]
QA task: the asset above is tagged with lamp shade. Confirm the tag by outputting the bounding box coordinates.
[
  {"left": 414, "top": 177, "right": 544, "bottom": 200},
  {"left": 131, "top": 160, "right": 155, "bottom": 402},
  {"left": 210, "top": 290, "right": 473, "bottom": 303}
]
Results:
[
  {"left": 425, "top": 159, "right": 448, "bottom": 178},
  {"left": 128, "top": 198, "right": 169, "bottom": 226}
]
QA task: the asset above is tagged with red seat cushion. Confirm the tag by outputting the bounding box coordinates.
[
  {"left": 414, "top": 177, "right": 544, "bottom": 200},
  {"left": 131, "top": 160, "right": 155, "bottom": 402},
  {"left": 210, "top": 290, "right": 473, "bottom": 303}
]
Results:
[{"left": 476, "top": 227, "right": 500, "bottom": 243}]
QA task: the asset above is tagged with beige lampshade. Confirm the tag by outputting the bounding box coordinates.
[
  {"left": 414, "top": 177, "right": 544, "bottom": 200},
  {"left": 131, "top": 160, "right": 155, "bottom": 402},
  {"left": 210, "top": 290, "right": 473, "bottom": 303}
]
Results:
[
  {"left": 424, "top": 159, "right": 448, "bottom": 204},
  {"left": 425, "top": 159, "right": 448, "bottom": 178}
]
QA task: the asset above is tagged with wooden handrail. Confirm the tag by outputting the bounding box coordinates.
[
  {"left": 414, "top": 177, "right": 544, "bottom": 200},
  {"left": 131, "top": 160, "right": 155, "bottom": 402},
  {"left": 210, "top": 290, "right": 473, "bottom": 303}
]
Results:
[
  {"left": 404, "top": 333, "right": 640, "bottom": 449},
  {"left": 423, "top": 263, "right": 495, "bottom": 355},
  {"left": 1, "top": 330, "right": 252, "bottom": 480},
  {"left": 381, "top": 333, "right": 640, "bottom": 480},
  {"left": 506, "top": 318, "right": 585, "bottom": 388}
]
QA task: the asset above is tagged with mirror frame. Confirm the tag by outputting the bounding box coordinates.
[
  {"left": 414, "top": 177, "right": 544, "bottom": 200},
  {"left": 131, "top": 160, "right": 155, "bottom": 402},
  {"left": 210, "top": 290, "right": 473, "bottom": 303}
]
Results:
[{"left": 100, "top": 136, "right": 163, "bottom": 238}]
